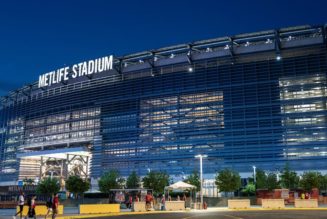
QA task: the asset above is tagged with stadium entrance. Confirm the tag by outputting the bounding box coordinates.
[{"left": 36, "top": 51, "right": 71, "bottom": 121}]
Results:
[{"left": 17, "top": 147, "right": 91, "bottom": 189}]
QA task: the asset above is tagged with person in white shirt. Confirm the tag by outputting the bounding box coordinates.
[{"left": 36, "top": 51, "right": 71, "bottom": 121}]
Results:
[{"left": 13, "top": 191, "right": 24, "bottom": 219}]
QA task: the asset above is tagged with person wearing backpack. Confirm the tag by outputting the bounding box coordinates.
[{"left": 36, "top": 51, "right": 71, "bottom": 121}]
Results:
[
  {"left": 13, "top": 191, "right": 24, "bottom": 219},
  {"left": 44, "top": 194, "right": 53, "bottom": 219}
]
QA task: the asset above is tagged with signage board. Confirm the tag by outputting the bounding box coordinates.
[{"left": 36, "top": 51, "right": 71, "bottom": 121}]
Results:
[{"left": 38, "top": 55, "right": 113, "bottom": 88}]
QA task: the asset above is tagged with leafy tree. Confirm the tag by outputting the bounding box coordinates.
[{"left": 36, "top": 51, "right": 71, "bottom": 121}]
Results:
[
  {"left": 300, "top": 171, "right": 321, "bottom": 192},
  {"left": 98, "top": 170, "right": 124, "bottom": 196},
  {"left": 255, "top": 169, "right": 280, "bottom": 191},
  {"left": 266, "top": 172, "right": 280, "bottom": 191},
  {"left": 280, "top": 163, "right": 299, "bottom": 190},
  {"left": 255, "top": 169, "right": 267, "bottom": 189},
  {"left": 318, "top": 174, "right": 327, "bottom": 192},
  {"left": 242, "top": 182, "right": 256, "bottom": 196},
  {"left": 184, "top": 170, "right": 200, "bottom": 192},
  {"left": 65, "top": 176, "right": 90, "bottom": 199},
  {"left": 247, "top": 177, "right": 254, "bottom": 184},
  {"left": 215, "top": 168, "right": 241, "bottom": 195},
  {"left": 142, "top": 171, "right": 170, "bottom": 196},
  {"left": 36, "top": 177, "right": 60, "bottom": 195},
  {"left": 126, "top": 171, "right": 141, "bottom": 189}
]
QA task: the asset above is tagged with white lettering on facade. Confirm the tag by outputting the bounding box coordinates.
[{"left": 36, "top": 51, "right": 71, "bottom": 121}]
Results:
[
  {"left": 72, "top": 64, "right": 78, "bottom": 78},
  {"left": 38, "top": 55, "right": 114, "bottom": 88}
]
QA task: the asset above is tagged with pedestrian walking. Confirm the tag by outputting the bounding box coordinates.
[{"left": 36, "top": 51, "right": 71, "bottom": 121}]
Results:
[
  {"left": 160, "top": 194, "right": 166, "bottom": 211},
  {"left": 26, "top": 195, "right": 36, "bottom": 219},
  {"left": 128, "top": 194, "right": 133, "bottom": 209},
  {"left": 44, "top": 194, "right": 53, "bottom": 219},
  {"left": 13, "top": 191, "right": 24, "bottom": 219},
  {"left": 52, "top": 193, "right": 59, "bottom": 219}
]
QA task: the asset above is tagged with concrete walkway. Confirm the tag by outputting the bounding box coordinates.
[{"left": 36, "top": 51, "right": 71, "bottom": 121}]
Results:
[{"left": 2, "top": 206, "right": 327, "bottom": 219}]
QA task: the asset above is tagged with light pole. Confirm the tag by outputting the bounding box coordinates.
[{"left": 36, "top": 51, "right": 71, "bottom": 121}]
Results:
[
  {"left": 195, "top": 154, "right": 207, "bottom": 209},
  {"left": 49, "top": 170, "right": 54, "bottom": 179},
  {"left": 252, "top": 166, "right": 256, "bottom": 184}
]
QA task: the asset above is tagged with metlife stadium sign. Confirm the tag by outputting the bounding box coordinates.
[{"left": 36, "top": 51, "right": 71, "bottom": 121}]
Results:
[{"left": 38, "top": 55, "right": 113, "bottom": 88}]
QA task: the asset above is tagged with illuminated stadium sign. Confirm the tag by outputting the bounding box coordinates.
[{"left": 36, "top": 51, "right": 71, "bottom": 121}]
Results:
[{"left": 38, "top": 55, "right": 113, "bottom": 88}]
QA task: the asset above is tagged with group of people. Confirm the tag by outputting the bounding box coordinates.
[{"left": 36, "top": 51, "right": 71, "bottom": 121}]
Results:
[
  {"left": 13, "top": 191, "right": 59, "bottom": 219},
  {"left": 123, "top": 191, "right": 156, "bottom": 211},
  {"left": 300, "top": 192, "right": 311, "bottom": 199},
  {"left": 145, "top": 192, "right": 188, "bottom": 211},
  {"left": 176, "top": 194, "right": 187, "bottom": 202}
]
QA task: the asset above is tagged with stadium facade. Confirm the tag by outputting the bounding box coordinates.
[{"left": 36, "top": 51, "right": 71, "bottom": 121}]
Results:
[{"left": 0, "top": 25, "right": 327, "bottom": 189}]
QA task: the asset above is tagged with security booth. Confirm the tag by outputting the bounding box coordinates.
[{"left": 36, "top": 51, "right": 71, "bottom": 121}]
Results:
[{"left": 164, "top": 181, "right": 196, "bottom": 210}]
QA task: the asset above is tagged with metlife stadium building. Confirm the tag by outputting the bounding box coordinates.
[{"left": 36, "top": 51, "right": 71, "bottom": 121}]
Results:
[{"left": 0, "top": 25, "right": 327, "bottom": 189}]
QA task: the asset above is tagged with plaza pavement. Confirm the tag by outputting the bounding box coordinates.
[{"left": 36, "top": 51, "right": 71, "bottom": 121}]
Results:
[{"left": 1, "top": 205, "right": 327, "bottom": 219}]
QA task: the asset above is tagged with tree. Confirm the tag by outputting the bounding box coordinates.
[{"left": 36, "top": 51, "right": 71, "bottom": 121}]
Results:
[
  {"left": 255, "top": 169, "right": 281, "bottom": 191},
  {"left": 242, "top": 182, "right": 256, "bottom": 196},
  {"left": 300, "top": 171, "right": 321, "bottom": 192},
  {"left": 184, "top": 170, "right": 200, "bottom": 192},
  {"left": 36, "top": 177, "right": 60, "bottom": 195},
  {"left": 255, "top": 169, "right": 267, "bottom": 189},
  {"left": 65, "top": 176, "right": 90, "bottom": 199},
  {"left": 215, "top": 168, "right": 241, "bottom": 196},
  {"left": 280, "top": 164, "right": 299, "bottom": 190},
  {"left": 266, "top": 172, "right": 280, "bottom": 191},
  {"left": 318, "top": 174, "right": 327, "bottom": 192},
  {"left": 126, "top": 171, "right": 141, "bottom": 189},
  {"left": 98, "top": 170, "right": 124, "bottom": 196},
  {"left": 142, "top": 171, "right": 170, "bottom": 196}
]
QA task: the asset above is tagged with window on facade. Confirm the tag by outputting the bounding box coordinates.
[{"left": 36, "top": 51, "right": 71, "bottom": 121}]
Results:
[{"left": 280, "top": 74, "right": 327, "bottom": 158}]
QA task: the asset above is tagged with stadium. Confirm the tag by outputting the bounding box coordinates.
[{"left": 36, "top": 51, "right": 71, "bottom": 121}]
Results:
[{"left": 0, "top": 24, "right": 327, "bottom": 193}]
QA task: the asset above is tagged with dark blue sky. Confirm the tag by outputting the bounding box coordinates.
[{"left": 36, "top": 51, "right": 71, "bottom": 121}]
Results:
[{"left": 0, "top": 0, "right": 326, "bottom": 96}]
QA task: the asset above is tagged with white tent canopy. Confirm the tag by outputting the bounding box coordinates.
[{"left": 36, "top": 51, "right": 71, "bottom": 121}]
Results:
[{"left": 165, "top": 181, "right": 196, "bottom": 191}]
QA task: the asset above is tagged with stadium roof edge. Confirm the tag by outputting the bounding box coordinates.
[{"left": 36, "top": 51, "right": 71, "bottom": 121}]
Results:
[{"left": 1, "top": 24, "right": 326, "bottom": 104}]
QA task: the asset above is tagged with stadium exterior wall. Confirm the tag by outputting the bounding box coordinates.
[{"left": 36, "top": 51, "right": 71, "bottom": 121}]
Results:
[{"left": 0, "top": 24, "right": 327, "bottom": 186}]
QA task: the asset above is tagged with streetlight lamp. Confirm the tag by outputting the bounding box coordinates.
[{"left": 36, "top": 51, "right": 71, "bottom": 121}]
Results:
[
  {"left": 49, "top": 170, "right": 55, "bottom": 179},
  {"left": 195, "top": 154, "right": 207, "bottom": 209},
  {"left": 252, "top": 166, "right": 256, "bottom": 184}
]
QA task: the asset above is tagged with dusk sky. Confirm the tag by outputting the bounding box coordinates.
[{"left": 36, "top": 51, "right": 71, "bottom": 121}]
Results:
[{"left": 0, "top": 0, "right": 326, "bottom": 96}]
